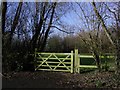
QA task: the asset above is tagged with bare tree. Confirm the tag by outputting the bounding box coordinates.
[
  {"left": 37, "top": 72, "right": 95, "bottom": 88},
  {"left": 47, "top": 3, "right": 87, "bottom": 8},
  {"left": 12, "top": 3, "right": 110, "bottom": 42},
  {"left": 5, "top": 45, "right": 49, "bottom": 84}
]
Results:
[
  {"left": 73, "top": 2, "right": 102, "bottom": 70},
  {"left": 30, "top": 2, "right": 57, "bottom": 52},
  {"left": 2, "top": 1, "right": 7, "bottom": 34},
  {"left": 9, "top": 1, "right": 23, "bottom": 45},
  {"left": 91, "top": 2, "right": 120, "bottom": 74},
  {"left": 3, "top": 1, "right": 23, "bottom": 49}
]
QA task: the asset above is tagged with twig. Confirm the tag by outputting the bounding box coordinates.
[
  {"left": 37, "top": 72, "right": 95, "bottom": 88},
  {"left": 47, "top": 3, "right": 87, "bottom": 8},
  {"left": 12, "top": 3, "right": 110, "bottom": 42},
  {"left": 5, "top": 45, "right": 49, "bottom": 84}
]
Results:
[{"left": 50, "top": 25, "right": 74, "bottom": 34}]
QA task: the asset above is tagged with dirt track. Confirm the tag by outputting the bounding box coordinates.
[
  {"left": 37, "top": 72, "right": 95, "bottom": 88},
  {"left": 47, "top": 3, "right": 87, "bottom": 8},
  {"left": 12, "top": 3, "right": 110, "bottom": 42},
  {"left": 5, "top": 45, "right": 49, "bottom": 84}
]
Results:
[{"left": 2, "top": 71, "right": 120, "bottom": 89}]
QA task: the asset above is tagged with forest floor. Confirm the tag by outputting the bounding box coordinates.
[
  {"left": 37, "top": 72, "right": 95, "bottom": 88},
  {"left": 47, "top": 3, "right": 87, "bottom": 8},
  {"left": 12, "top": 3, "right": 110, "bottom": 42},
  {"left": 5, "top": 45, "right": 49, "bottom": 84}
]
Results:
[{"left": 2, "top": 71, "right": 120, "bottom": 89}]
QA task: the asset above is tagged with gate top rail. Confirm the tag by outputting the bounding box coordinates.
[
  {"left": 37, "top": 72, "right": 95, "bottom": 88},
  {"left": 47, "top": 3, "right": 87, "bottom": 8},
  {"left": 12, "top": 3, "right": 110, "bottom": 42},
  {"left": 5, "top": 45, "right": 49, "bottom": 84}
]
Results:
[
  {"left": 78, "top": 54, "right": 114, "bottom": 58},
  {"left": 35, "top": 52, "right": 71, "bottom": 55}
]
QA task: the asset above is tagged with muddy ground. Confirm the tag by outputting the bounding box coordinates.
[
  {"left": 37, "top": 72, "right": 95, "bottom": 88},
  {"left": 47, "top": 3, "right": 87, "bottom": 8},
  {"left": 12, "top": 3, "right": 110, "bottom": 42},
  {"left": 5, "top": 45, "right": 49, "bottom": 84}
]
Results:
[{"left": 2, "top": 71, "right": 120, "bottom": 89}]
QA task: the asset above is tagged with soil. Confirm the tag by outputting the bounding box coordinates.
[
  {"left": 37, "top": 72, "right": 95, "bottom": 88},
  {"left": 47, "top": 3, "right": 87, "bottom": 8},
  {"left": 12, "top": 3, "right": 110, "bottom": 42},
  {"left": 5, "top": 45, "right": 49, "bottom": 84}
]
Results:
[{"left": 2, "top": 71, "right": 120, "bottom": 89}]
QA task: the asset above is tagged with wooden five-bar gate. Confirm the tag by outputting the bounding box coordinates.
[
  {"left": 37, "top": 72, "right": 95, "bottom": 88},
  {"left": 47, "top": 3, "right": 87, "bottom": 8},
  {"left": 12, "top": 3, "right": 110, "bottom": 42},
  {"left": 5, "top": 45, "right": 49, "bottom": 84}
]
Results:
[{"left": 34, "top": 49, "right": 97, "bottom": 73}]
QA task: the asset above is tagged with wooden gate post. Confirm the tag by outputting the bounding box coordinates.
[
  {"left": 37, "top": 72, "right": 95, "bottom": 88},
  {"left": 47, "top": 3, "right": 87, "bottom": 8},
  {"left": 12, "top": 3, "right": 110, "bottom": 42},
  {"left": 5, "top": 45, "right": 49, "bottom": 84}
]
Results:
[
  {"left": 71, "top": 51, "right": 74, "bottom": 73},
  {"left": 74, "top": 49, "right": 80, "bottom": 73}
]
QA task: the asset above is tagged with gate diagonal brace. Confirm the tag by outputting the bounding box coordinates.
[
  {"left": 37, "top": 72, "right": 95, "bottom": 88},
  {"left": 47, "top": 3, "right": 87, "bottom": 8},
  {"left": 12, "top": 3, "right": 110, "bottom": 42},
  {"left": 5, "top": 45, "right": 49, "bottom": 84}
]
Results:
[
  {"left": 53, "top": 54, "right": 71, "bottom": 71},
  {"left": 38, "top": 54, "right": 53, "bottom": 70},
  {"left": 35, "top": 54, "right": 53, "bottom": 70}
]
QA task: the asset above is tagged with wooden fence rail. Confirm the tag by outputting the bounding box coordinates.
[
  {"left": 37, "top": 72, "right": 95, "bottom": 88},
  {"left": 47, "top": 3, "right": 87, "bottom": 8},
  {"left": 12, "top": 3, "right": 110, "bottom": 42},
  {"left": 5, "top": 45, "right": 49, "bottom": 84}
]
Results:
[{"left": 34, "top": 49, "right": 114, "bottom": 73}]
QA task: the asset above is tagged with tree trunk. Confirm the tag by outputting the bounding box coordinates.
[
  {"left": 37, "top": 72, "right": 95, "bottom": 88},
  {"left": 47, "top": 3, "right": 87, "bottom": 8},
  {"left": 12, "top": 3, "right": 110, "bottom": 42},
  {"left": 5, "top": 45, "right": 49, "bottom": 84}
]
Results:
[
  {"left": 30, "top": 2, "right": 45, "bottom": 52},
  {"left": 115, "top": 2, "right": 120, "bottom": 74},
  {"left": 2, "top": 2, "right": 7, "bottom": 35},
  {"left": 92, "top": 2, "right": 120, "bottom": 74},
  {"left": 91, "top": 2, "right": 115, "bottom": 47},
  {"left": 9, "top": 2, "right": 23, "bottom": 46},
  {"left": 40, "top": 2, "right": 57, "bottom": 51},
  {"left": 92, "top": 49, "right": 101, "bottom": 71},
  {"left": 115, "top": 43, "right": 120, "bottom": 74},
  {"left": 115, "top": 27, "right": 120, "bottom": 74},
  {"left": 2, "top": 1, "right": 7, "bottom": 52}
]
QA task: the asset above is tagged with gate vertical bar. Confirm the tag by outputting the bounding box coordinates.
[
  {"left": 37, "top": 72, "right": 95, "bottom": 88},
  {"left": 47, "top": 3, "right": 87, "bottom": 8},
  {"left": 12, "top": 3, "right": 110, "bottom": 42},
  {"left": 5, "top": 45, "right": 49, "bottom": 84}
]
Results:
[
  {"left": 75, "top": 49, "right": 79, "bottom": 73},
  {"left": 71, "top": 51, "right": 74, "bottom": 73},
  {"left": 77, "top": 50, "right": 80, "bottom": 73}
]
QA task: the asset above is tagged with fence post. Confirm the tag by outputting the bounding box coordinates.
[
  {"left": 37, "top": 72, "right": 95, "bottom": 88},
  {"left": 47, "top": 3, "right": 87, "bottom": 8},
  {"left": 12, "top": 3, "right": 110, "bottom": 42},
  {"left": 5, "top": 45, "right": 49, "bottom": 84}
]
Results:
[
  {"left": 77, "top": 50, "right": 80, "bottom": 73},
  {"left": 74, "top": 49, "right": 80, "bottom": 73},
  {"left": 71, "top": 51, "right": 74, "bottom": 73}
]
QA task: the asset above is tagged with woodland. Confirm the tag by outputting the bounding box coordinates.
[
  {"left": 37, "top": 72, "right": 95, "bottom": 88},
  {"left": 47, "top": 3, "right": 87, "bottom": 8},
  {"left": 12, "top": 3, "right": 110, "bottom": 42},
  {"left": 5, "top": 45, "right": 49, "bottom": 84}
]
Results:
[{"left": 1, "top": 1, "right": 120, "bottom": 88}]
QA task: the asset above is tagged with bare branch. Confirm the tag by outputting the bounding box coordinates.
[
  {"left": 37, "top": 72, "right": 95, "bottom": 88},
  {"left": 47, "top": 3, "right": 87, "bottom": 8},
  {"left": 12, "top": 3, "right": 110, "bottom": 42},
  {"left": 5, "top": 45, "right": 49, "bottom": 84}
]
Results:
[
  {"left": 50, "top": 25, "right": 74, "bottom": 34},
  {"left": 91, "top": 2, "right": 115, "bottom": 47}
]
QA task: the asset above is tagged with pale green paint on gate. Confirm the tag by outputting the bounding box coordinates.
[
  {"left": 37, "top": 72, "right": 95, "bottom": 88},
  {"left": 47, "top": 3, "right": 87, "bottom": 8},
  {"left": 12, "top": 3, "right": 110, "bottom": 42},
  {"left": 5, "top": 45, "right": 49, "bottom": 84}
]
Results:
[
  {"left": 34, "top": 50, "right": 74, "bottom": 73},
  {"left": 34, "top": 49, "right": 99, "bottom": 73}
]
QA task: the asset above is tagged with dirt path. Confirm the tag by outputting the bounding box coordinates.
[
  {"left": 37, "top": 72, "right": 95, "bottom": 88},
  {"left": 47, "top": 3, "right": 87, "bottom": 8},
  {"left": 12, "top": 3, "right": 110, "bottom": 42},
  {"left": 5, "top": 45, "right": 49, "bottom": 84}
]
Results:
[{"left": 2, "top": 71, "right": 120, "bottom": 88}]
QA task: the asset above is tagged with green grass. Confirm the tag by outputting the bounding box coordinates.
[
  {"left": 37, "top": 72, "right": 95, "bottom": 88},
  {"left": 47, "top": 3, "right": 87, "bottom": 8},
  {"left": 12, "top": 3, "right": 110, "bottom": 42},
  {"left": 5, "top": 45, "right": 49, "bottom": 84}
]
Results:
[
  {"left": 79, "top": 55, "right": 115, "bottom": 73},
  {"left": 80, "top": 55, "right": 115, "bottom": 65},
  {"left": 80, "top": 58, "right": 96, "bottom": 65}
]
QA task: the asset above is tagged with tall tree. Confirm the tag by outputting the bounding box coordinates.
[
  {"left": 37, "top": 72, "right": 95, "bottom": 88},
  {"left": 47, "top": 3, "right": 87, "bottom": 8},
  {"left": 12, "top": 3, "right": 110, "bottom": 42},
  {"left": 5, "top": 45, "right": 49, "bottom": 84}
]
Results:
[
  {"left": 30, "top": 2, "right": 57, "bottom": 52},
  {"left": 92, "top": 2, "right": 120, "bottom": 74},
  {"left": 2, "top": 1, "right": 7, "bottom": 34},
  {"left": 73, "top": 3, "right": 102, "bottom": 70},
  {"left": 9, "top": 1, "right": 23, "bottom": 45}
]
